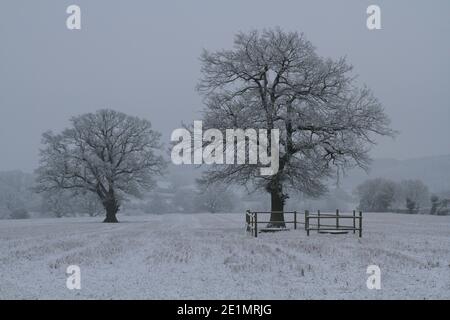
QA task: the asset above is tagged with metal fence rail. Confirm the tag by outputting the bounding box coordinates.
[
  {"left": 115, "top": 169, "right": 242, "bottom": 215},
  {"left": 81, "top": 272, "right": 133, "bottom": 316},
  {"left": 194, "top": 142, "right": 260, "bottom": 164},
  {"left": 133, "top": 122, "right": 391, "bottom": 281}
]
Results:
[
  {"left": 305, "top": 209, "right": 362, "bottom": 237},
  {"left": 245, "top": 210, "right": 298, "bottom": 238},
  {"left": 245, "top": 209, "right": 363, "bottom": 238}
]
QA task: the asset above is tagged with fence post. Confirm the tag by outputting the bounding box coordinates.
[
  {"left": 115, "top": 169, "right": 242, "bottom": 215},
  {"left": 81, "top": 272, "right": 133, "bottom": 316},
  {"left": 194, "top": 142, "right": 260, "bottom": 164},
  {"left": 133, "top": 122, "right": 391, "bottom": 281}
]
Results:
[
  {"left": 306, "top": 210, "right": 310, "bottom": 236},
  {"left": 336, "top": 209, "right": 339, "bottom": 229},
  {"left": 294, "top": 211, "right": 297, "bottom": 230},
  {"left": 317, "top": 210, "right": 321, "bottom": 233},
  {"left": 352, "top": 210, "right": 356, "bottom": 234},
  {"left": 254, "top": 212, "right": 258, "bottom": 238},
  {"left": 359, "top": 211, "right": 362, "bottom": 238},
  {"left": 246, "top": 210, "right": 250, "bottom": 232},
  {"left": 304, "top": 210, "right": 307, "bottom": 231}
]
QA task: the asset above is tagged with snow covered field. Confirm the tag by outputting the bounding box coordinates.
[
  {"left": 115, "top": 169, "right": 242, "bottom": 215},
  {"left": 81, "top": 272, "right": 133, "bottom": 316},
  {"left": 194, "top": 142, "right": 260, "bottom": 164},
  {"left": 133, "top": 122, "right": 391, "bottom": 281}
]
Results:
[{"left": 0, "top": 212, "right": 449, "bottom": 299}]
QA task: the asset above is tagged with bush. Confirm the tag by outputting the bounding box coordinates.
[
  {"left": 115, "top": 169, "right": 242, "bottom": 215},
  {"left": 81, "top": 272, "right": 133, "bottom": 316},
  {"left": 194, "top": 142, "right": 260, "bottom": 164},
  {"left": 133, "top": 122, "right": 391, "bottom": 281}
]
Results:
[
  {"left": 430, "top": 195, "right": 440, "bottom": 215},
  {"left": 400, "top": 180, "right": 430, "bottom": 209},
  {"left": 9, "top": 208, "right": 30, "bottom": 219},
  {"left": 355, "top": 178, "right": 399, "bottom": 212},
  {"left": 406, "top": 197, "right": 417, "bottom": 213},
  {"left": 430, "top": 196, "right": 449, "bottom": 215},
  {"left": 436, "top": 209, "right": 450, "bottom": 216}
]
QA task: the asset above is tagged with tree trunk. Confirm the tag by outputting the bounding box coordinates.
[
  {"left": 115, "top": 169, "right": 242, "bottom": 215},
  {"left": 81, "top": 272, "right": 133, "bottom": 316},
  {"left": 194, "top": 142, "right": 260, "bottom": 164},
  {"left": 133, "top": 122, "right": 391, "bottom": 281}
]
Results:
[
  {"left": 103, "top": 199, "right": 119, "bottom": 223},
  {"left": 268, "top": 182, "right": 286, "bottom": 228}
]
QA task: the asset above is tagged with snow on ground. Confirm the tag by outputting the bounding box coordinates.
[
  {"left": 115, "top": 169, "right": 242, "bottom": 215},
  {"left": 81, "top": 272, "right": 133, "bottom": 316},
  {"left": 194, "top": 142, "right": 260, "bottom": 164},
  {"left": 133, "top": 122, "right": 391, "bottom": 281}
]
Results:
[{"left": 0, "top": 212, "right": 449, "bottom": 299}]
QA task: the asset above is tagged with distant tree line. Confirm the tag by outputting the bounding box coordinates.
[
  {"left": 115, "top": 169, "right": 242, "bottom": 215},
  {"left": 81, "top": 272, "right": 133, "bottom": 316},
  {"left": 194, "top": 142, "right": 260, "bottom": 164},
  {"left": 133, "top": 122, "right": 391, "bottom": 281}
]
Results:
[
  {"left": 0, "top": 170, "right": 104, "bottom": 219},
  {"left": 128, "top": 181, "right": 239, "bottom": 214},
  {"left": 355, "top": 178, "right": 449, "bottom": 215},
  {"left": 0, "top": 170, "right": 241, "bottom": 219}
]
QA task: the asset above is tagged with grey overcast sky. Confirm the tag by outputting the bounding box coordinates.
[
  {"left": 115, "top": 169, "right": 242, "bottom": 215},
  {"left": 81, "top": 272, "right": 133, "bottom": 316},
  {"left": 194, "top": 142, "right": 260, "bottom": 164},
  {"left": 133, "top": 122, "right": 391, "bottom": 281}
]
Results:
[{"left": 0, "top": 0, "right": 449, "bottom": 172}]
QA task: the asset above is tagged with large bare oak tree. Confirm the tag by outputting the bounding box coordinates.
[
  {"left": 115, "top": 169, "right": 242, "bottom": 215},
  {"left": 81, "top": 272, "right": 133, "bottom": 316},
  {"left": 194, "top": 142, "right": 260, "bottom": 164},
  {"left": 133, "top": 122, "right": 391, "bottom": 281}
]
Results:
[
  {"left": 197, "top": 28, "right": 395, "bottom": 227},
  {"left": 36, "top": 109, "right": 166, "bottom": 222}
]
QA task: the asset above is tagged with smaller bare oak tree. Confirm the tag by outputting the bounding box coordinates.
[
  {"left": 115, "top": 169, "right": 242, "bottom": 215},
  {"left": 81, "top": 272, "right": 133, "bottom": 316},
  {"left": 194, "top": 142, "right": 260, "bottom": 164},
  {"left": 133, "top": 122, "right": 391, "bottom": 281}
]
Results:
[{"left": 36, "top": 109, "right": 166, "bottom": 222}]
